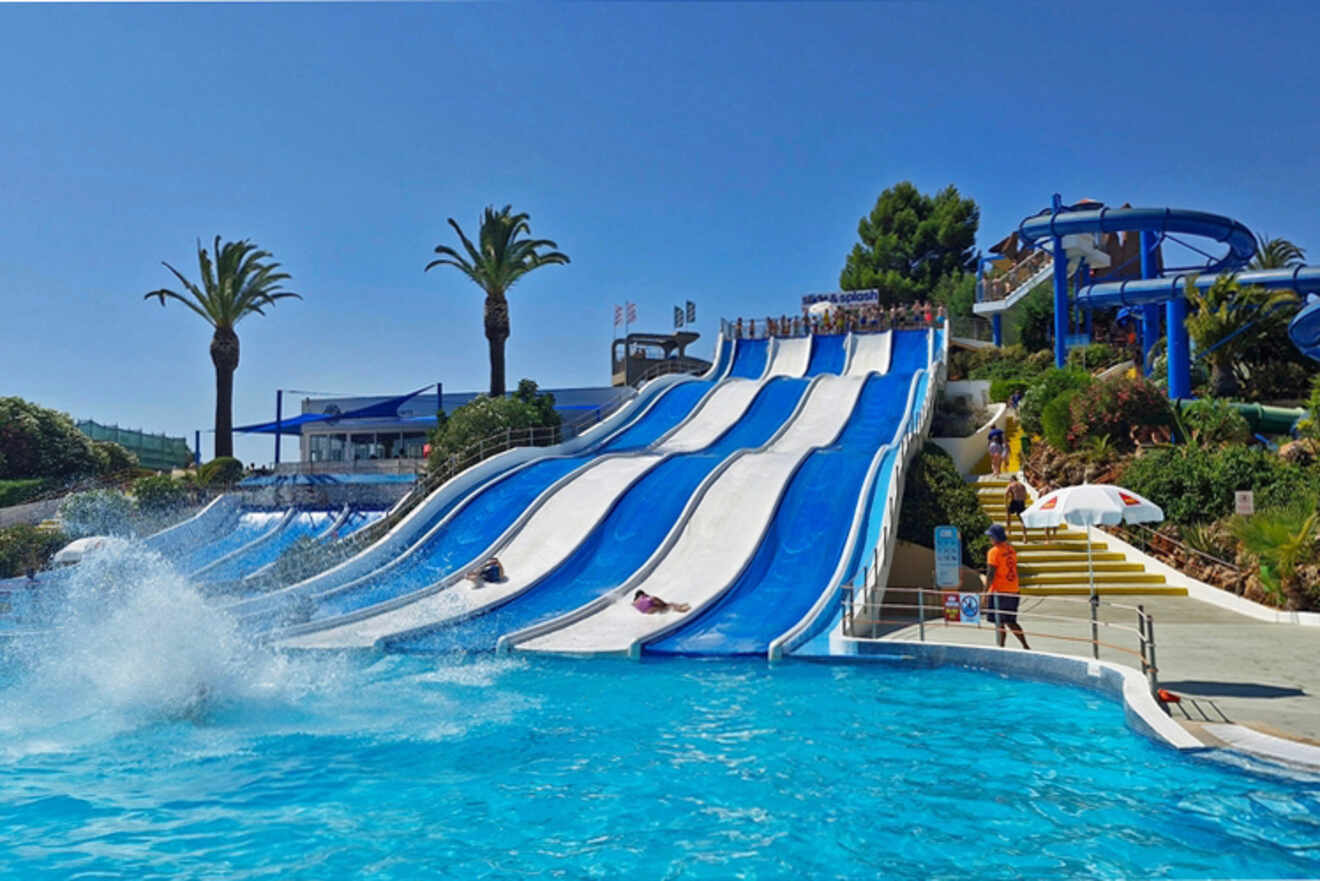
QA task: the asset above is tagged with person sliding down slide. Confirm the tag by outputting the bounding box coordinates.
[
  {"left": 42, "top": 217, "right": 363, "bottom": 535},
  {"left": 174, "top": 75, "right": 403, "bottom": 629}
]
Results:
[{"left": 632, "top": 590, "right": 690, "bottom": 614}]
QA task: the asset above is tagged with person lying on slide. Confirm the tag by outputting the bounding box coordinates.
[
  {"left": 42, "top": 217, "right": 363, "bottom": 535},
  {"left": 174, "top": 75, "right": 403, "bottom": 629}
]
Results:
[
  {"left": 632, "top": 589, "right": 690, "bottom": 614},
  {"left": 466, "top": 557, "right": 505, "bottom": 586}
]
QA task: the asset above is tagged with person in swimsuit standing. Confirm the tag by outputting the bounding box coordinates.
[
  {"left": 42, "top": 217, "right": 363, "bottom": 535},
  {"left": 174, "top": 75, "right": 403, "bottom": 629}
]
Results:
[{"left": 1004, "top": 474, "right": 1030, "bottom": 542}]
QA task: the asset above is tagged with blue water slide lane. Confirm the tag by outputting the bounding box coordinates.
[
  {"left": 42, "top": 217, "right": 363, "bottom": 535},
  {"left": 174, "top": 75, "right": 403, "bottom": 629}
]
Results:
[
  {"left": 707, "top": 337, "right": 733, "bottom": 379},
  {"left": 233, "top": 379, "right": 717, "bottom": 628},
  {"left": 727, "top": 338, "right": 769, "bottom": 379},
  {"left": 805, "top": 334, "right": 847, "bottom": 376},
  {"left": 644, "top": 331, "right": 929, "bottom": 657},
  {"left": 198, "top": 510, "right": 338, "bottom": 583},
  {"left": 381, "top": 377, "right": 812, "bottom": 653},
  {"left": 1076, "top": 266, "right": 1320, "bottom": 310},
  {"left": 790, "top": 367, "right": 933, "bottom": 659},
  {"left": 181, "top": 511, "right": 287, "bottom": 575},
  {"left": 1017, "top": 206, "right": 1256, "bottom": 274},
  {"left": 1290, "top": 295, "right": 1320, "bottom": 362}
]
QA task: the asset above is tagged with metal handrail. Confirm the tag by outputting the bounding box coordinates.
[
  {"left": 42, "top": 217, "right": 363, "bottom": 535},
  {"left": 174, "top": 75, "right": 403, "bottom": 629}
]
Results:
[
  {"left": 1107, "top": 521, "right": 1242, "bottom": 574},
  {"left": 977, "top": 249, "right": 1053, "bottom": 303},
  {"left": 719, "top": 315, "right": 942, "bottom": 340},
  {"left": 632, "top": 359, "right": 706, "bottom": 388},
  {"left": 841, "top": 585, "right": 1161, "bottom": 695}
]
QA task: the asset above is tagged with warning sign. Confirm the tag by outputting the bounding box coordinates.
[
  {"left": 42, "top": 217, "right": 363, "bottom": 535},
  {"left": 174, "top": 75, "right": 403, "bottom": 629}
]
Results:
[{"left": 943, "top": 591, "right": 961, "bottom": 622}]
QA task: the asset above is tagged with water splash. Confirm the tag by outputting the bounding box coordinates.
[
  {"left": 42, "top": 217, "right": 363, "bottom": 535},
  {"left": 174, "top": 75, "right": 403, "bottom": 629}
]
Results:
[{"left": 0, "top": 540, "right": 349, "bottom": 753}]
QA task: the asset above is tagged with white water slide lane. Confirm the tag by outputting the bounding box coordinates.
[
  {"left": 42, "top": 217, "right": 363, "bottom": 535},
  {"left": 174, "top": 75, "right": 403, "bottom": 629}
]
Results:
[
  {"left": 845, "top": 330, "right": 894, "bottom": 376},
  {"left": 507, "top": 373, "right": 871, "bottom": 657},
  {"left": 763, "top": 336, "right": 812, "bottom": 378},
  {"left": 276, "top": 376, "right": 780, "bottom": 649}
]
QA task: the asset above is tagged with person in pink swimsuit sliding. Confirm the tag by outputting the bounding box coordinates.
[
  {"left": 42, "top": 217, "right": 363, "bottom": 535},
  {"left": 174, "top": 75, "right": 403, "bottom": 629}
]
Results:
[{"left": 632, "top": 589, "right": 690, "bottom": 614}]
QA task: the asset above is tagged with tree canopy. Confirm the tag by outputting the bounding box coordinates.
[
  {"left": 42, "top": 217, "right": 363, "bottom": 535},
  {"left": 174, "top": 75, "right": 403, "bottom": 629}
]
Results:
[
  {"left": 840, "top": 182, "right": 979, "bottom": 304},
  {"left": 426, "top": 206, "right": 569, "bottom": 397}
]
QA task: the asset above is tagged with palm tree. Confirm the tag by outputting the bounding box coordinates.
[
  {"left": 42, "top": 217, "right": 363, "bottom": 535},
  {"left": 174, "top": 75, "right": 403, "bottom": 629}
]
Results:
[
  {"left": 1250, "top": 234, "right": 1306, "bottom": 270},
  {"left": 1184, "top": 275, "right": 1297, "bottom": 397},
  {"left": 426, "top": 205, "right": 569, "bottom": 397},
  {"left": 145, "top": 238, "right": 299, "bottom": 458}
]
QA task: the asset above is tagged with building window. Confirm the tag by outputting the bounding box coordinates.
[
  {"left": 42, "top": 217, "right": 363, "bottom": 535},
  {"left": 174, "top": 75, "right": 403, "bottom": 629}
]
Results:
[
  {"left": 402, "top": 432, "right": 428, "bottom": 458},
  {"left": 310, "top": 434, "right": 347, "bottom": 462},
  {"left": 351, "top": 433, "right": 379, "bottom": 460}
]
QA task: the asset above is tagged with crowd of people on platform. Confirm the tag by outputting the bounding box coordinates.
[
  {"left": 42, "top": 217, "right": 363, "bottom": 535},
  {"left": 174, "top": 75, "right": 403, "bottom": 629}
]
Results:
[{"left": 726, "top": 301, "right": 947, "bottom": 340}]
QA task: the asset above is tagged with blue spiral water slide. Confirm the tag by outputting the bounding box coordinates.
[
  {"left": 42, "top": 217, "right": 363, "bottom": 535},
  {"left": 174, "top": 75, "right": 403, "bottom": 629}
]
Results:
[
  {"left": 272, "top": 338, "right": 816, "bottom": 649},
  {"left": 229, "top": 340, "right": 740, "bottom": 627},
  {"left": 1014, "top": 202, "right": 1320, "bottom": 394}
]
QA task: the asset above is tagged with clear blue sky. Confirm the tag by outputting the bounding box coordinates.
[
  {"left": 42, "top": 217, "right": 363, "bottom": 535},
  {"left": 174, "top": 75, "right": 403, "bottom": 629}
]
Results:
[{"left": 3, "top": 2, "right": 1318, "bottom": 464}]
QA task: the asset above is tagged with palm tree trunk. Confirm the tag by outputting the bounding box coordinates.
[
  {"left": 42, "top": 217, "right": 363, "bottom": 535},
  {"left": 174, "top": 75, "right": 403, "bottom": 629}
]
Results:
[
  {"left": 210, "top": 327, "right": 240, "bottom": 459},
  {"left": 485, "top": 292, "right": 510, "bottom": 398}
]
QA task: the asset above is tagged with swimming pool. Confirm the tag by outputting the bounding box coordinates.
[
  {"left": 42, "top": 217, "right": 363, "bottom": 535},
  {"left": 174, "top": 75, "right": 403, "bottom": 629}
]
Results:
[{"left": 2, "top": 545, "right": 1318, "bottom": 880}]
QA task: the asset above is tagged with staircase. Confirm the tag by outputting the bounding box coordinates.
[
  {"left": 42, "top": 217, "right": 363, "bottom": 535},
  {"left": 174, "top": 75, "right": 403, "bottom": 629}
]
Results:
[{"left": 974, "top": 476, "right": 1186, "bottom": 597}]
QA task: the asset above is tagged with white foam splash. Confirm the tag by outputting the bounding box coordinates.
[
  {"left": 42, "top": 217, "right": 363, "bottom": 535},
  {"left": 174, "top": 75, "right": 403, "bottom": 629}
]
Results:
[{"left": 0, "top": 540, "right": 350, "bottom": 753}]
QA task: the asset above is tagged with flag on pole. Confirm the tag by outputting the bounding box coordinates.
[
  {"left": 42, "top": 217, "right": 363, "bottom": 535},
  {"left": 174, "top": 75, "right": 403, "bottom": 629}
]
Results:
[
  {"left": 626, "top": 302, "right": 637, "bottom": 324},
  {"left": 686, "top": 300, "right": 696, "bottom": 323},
  {"left": 613, "top": 305, "right": 623, "bottom": 327},
  {"left": 673, "top": 306, "right": 684, "bottom": 329}
]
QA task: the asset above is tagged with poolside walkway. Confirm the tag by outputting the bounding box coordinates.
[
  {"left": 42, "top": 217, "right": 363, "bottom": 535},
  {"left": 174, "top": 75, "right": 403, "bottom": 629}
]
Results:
[{"left": 875, "top": 595, "right": 1320, "bottom": 756}]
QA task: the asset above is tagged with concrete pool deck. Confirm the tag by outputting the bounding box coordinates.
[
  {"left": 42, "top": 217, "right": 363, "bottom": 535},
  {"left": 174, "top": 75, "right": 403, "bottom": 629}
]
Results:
[{"left": 870, "top": 594, "right": 1320, "bottom": 765}]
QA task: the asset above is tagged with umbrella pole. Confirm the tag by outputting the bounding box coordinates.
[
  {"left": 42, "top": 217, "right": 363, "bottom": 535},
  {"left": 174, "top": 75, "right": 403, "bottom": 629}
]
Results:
[{"left": 1087, "top": 523, "right": 1099, "bottom": 659}]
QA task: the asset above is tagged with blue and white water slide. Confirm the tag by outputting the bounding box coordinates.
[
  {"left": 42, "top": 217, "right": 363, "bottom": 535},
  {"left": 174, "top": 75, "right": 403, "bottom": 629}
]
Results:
[
  {"left": 233, "top": 346, "right": 740, "bottom": 629},
  {"left": 503, "top": 329, "right": 940, "bottom": 659},
  {"left": 271, "top": 334, "right": 827, "bottom": 647},
  {"left": 263, "top": 329, "right": 942, "bottom": 658}
]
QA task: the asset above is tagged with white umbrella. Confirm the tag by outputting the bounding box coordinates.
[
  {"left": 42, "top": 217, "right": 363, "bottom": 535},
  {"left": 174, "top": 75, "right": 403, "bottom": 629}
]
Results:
[
  {"left": 807, "top": 300, "right": 834, "bottom": 318},
  {"left": 1019, "top": 483, "right": 1164, "bottom": 599}
]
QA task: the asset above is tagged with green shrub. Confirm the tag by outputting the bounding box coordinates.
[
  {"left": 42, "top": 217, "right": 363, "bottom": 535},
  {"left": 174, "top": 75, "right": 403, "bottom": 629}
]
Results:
[
  {"left": 0, "top": 524, "right": 68, "bottom": 578},
  {"left": 0, "top": 478, "right": 50, "bottom": 508},
  {"left": 1041, "top": 390, "right": 1078, "bottom": 451},
  {"left": 133, "top": 474, "right": 188, "bottom": 512},
  {"left": 59, "top": 489, "right": 137, "bottom": 538},
  {"left": 198, "top": 457, "right": 245, "bottom": 488},
  {"left": 1229, "top": 498, "right": 1320, "bottom": 610},
  {"left": 1066, "top": 343, "right": 1125, "bottom": 371},
  {"left": 428, "top": 379, "right": 562, "bottom": 469},
  {"left": 93, "top": 440, "right": 139, "bottom": 474},
  {"left": 897, "top": 444, "right": 992, "bottom": 566},
  {"left": 988, "top": 379, "right": 1029, "bottom": 404},
  {"left": 0, "top": 397, "right": 104, "bottom": 480},
  {"left": 1177, "top": 399, "right": 1251, "bottom": 446},
  {"left": 1018, "top": 367, "right": 1092, "bottom": 437},
  {"left": 1066, "top": 376, "right": 1171, "bottom": 450},
  {"left": 1299, "top": 374, "right": 1320, "bottom": 440},
  {"left": 1121, "top": 445, "right": 1307, "bottom": 526}
]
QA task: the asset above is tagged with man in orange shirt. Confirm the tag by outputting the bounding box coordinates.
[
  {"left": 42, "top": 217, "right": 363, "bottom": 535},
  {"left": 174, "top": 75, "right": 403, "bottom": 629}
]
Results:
[{"left": 984, "top": 524, "right": 1030, "bottom": 650}]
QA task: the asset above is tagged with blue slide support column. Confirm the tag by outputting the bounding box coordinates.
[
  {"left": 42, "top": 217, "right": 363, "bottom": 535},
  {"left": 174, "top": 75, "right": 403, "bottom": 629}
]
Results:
[
  {"left": 992, "top": 313, "right": 1002, "bottom": 347},
  {"left": 1052, "top": 234, "right": 1069, "bottom": 367},
  {"left": 1139, "top": 230, "right": 1160, "bottom": 376},
  {"left": 1167, "top": 296, "right": 1191, "bottom": 399}
]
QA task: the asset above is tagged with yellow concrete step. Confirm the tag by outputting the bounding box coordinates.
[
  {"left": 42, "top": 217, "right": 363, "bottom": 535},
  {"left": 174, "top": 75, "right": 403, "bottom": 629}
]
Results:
[
  {"left": 1021, "top": 572, "right": 1166, "bottom": 586},
  {"left": 1020, "top": 585, "right": 1188, "bottom": 597},
  {"left": 1014, "top": 551, "right": 1127, "bottom": 563},
  {"left": 1019, "top": 561, "right": 1145, "bottom": 574}
]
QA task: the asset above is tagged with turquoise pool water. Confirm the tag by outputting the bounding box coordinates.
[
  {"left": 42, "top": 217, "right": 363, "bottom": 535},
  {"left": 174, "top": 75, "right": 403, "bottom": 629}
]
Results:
[{"left": 2, "top": 545, "right": 1318, "bottom": 880}]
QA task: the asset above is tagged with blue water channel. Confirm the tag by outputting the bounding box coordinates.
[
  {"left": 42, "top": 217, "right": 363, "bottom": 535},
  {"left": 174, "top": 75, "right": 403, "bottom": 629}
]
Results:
[
  {"left": 383, "top": 377, "right": 811, "bottom": 652},
  {"left": 197, "top": 510, "right": 339, "bottom": 583}
]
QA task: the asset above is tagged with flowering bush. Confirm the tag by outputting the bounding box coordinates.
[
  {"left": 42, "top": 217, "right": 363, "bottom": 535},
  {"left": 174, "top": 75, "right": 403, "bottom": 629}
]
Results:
[{"left": 1066, "top": 376, "right": 1172, "bottom": 451}]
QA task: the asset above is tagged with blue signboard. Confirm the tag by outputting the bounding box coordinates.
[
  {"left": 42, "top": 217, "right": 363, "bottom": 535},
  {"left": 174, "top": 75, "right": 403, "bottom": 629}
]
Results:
[{"left": 934, "top": 525, "right": 961, "bottom": 588}]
